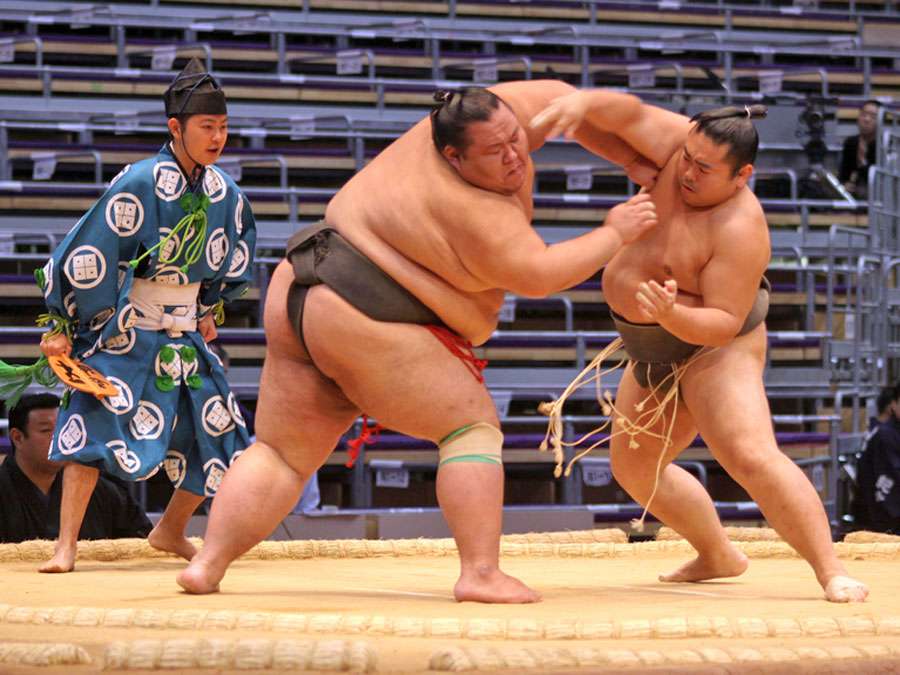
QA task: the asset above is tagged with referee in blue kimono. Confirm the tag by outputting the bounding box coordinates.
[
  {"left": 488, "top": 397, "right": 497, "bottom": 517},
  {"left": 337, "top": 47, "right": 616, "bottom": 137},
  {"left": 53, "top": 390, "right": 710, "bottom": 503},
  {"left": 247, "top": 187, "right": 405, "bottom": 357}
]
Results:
[{"left": 37, "top": 58, "right": 256, "bottom": 573}]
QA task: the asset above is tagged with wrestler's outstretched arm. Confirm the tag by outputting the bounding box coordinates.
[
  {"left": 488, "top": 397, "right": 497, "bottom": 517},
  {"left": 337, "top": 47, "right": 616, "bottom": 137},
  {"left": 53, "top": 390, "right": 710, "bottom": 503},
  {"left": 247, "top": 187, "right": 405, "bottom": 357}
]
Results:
[
  {"left": 490, "top": 80, "right": 659, "bottom": 188},
  {"left": 530, "top": 89, "right": 692, "bottom": 170},
  {"left": 453, "top": 191, "right": 658, "bottom": 298}
]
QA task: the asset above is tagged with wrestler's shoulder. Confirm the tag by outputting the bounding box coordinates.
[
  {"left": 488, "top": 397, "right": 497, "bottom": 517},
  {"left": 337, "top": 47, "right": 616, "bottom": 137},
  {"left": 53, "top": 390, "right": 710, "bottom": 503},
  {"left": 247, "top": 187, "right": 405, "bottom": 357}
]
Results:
[{"left": 712, "top": 188, "right": 765, "bottom": 228}]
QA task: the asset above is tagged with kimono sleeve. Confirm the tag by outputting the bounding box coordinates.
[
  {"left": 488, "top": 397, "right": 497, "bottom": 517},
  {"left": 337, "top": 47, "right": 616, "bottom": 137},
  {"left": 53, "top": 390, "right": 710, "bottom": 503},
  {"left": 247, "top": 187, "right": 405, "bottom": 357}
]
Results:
[
  {"left": 36, "top": 171, "right": 144, "bottom": 356},
  {"left": 199, "top": 192, "right": 257, "bottom": 318}
]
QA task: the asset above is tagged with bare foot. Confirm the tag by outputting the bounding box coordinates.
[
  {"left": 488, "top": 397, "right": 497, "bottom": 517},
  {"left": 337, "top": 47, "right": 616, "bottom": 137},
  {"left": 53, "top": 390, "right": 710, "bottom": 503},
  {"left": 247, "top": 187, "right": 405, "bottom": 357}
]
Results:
[
  {"left": 38, "top": 546, "right": 76, "bottom": 574},
  {"left": 148, "top": 525, "right": 197, "bottom": 561},
  {"left": 824, "top": 575, "right": 868, "bottom": 603},
  {"left": 659, "top": 545, "right": 749, "bottom": 583},
  {"left": 454, "top": 565, "right": 542, "bottom": 603},
  {"left": 176, "top": 559, "right": 222, "bottom": 595}
]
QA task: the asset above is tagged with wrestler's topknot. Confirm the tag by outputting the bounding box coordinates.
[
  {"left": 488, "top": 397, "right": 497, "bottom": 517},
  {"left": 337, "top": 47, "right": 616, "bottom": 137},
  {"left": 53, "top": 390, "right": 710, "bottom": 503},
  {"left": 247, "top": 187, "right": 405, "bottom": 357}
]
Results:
[
  {"left": 689, "top": 104, "right": 767, "bottom": 175},
  {"left": 430, "top": 87, "right": 505, "bottom": 154}
]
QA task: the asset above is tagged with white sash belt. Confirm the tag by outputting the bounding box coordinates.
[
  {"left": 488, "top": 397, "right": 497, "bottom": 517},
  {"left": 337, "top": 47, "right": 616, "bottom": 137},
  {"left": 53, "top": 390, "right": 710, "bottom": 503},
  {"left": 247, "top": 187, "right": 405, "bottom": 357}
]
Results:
[{"left": 128, "top": 278, "right": 201, "bottom": 338}]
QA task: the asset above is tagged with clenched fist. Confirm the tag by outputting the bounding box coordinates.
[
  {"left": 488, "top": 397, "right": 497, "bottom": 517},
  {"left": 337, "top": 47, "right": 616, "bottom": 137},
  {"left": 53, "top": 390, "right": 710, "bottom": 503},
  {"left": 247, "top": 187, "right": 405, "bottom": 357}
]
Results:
[
  {"left": 636, "top": 279, "right": 678, "bottom": 322},
  {"left": 529, "top": 91, "right": 590, "bottom": 140},
  {"left": 605, "top": 192, "right": 658, "bottom": 244},
  {"left": 40, "top": 332, "right": 71, "bottom": 357}
]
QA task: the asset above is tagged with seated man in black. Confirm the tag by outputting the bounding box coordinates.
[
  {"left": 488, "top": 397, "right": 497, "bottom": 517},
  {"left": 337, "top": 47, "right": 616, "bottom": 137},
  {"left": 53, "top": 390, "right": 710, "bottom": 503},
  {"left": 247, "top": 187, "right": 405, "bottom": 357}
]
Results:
[
  {"left": 0, "top": 394, "right": 152, "bottom": 543},
  {"left": 853, "top": 384, "right": 900, "bottom": 535},
  {"left": 839, "top": 99, "right": 880, "bottom": 200}
]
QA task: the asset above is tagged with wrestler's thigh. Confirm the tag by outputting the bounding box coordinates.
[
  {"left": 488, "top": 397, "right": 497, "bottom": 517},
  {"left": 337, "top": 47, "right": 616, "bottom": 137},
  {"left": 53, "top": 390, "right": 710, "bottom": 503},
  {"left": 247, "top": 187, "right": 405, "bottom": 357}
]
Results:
[
  {"left": 255, "top": 262, "right": 361, "bottom": 473},
  {"left": 301, "top": 286, "right": 498, "bottom": 443},
  {"left": 678, "top": 324, "right": 776, "bottom": 462},
  {"left": 610, "top": 364, "right": 698, "bottom": 473}
]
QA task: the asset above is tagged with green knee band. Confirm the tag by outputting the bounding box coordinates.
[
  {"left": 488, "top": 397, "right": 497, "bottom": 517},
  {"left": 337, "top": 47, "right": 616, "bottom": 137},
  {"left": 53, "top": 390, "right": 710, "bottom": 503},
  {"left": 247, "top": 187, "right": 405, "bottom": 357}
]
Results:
[{"left": 438, "top": 422, "right": 504, "bottom": 467}]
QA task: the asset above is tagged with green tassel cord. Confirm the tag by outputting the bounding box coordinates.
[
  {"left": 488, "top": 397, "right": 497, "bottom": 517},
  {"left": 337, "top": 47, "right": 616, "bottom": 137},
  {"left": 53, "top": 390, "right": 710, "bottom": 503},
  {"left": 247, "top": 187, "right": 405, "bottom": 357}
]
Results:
[
  {"left": 155, "top": 345, "right": 203, "bottom": 392},
  {"left": 0, "top": 298, "right": 72, "bottom": 406},
  {"left": 0, "top": 356, "right": 59, "bottom": 408},
  {"left": 129, "top": 191, "right": 210, "bottom": 274},
  {"left": 212, "top": 300, "right": 225, "bottom": 326}
]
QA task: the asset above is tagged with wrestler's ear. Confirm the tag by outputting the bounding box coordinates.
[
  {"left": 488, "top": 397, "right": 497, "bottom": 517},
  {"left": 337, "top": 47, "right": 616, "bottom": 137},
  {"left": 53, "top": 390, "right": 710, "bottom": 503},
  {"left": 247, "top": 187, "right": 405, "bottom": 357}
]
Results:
[
  {"left": 735, "top": 163, "right": 753, "bottom": 188},
  {"left": 441, "top": 145, "right": 463, "bottom": 171},
  {"left": 167, "top": 117, "right": 182, "bottom": 141}
]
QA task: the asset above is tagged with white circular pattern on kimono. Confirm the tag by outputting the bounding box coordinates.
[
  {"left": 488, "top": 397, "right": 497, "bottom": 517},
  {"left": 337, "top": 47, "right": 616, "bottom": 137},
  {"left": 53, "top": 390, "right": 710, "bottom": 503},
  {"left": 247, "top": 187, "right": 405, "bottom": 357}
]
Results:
[
  {"left": 205, "top": 230, "right": 229, "bottom": 272},
  {"left": 100, "top": 329, "right": 136, "bottom": 355},
  {"left": 109, "top": 164, "right": 131, "bottom": 187},
  {"left": 229, "top": 449, "right": 244, "bottom": 466},
  {"left": 227, "top": 392, "right": 246, "bottom": 428},
  {"left": 150, "top": 265, "right": 190, "bottom": 286},
  {"left": 117, "top": 303, "right": 138, "bottom": 333},
  {"left": 100, "top": 376, "right": 134, "bottom": 416},
  {"left": 88, "top": 306, "right": 115, "bottom": 331},
  {"left": 107, "top": 439, "right": 141, "bottom": 474},
  {"left": 203, "top": 166, "right": 227, "bottom": 203},
  {"left": 136, "top": 462, "right": 160, "bottom": 482},
  {"left": 153, "top": 161, "right": 187, "bottom": 202},
  {"left": 129, "top": 400, "right": 165, "bottom": 441},
  {"left": 203, "top": 457, "right": 228, "bottom": 496},
  {"left": 64, "top": 245, "right": 106, "bottom": 290},
  {"left": 234, "top": 196, "right": 244, "bottom": 236},
  {"left": 57, "top": 414, "right": 87, "bottom": 455},
  {"left": 226, "top": 240, "right": 249, "bottom": 279},
  {"left": 105, "top": 192, "right": 144, "bottom": 237},
  {"left": 158, "top": 227, "right": 181, "bottom": 262},
  {"left": 201, "top": 395, "right": 235, "bottom": 437},
  {"left": 164, "top": 450, "right": 187, "bottom": 489},
  {"left": 41, "top": 258, "right": 53, "bottom": 298},
  {"left": 63, "top": 292, "right": 77, "bottom": 318}
]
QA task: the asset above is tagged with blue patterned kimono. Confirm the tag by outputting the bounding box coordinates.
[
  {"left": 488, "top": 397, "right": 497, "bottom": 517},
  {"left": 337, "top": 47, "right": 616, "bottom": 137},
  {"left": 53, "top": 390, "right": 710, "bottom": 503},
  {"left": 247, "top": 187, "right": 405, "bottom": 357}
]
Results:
[{"left": 38, "top": 144, "right": 256, "bottom": 496}]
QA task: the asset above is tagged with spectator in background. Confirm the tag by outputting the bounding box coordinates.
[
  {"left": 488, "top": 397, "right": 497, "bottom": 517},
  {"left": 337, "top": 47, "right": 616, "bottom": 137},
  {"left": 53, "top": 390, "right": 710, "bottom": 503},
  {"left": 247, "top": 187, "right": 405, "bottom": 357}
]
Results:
[
  {"left": 853, "top": 383, "right": 900, "bottom": 534},
  {"left": 839, "top": 100, "right": 880, "bottom": 200},
  {"left": 0, "top": 394, "right": 152, "bottom": 543},
  {"left": 869, "top": 384, "right": 896, "bottom": 430}
]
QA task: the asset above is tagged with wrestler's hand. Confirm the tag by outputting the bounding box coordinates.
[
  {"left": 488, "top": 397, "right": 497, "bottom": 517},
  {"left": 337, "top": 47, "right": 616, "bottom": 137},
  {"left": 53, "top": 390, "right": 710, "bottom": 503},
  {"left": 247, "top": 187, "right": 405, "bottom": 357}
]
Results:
[
  {"left": 529, "top": 91, "right": 589, "bottom": 140},
  {"left": 605, "top": 192, "right": 658, "bottom": 244},
  {"left": 624, "top": 156, "right": 659, "bottom": 191},
  {"left": 198, "top": 313, "right": 218, "bottom": 343},
  {"left": 636, "top": 279, "right": 678, "bottom": 322},
  {"left": 40, "top": 332, "right": 71, "bottom": 357}
]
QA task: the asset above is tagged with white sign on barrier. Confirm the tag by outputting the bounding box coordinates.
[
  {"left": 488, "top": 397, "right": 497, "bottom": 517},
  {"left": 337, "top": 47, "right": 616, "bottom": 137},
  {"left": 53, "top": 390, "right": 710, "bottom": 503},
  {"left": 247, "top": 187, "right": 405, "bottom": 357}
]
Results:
[
  {"left": 566, "top": 167, "right": 594, "bottom": 192},
  {"left": 290, "top": 115, "right": 316, "bottom": 139},
  {"left": 758, "top": 71, "right": 783, "bottom": 95},
  {"left": 628, "top": 65, "right": 656, "bottom": 89},
  {"left": 811, "top": 464, "right": 825, "bottom": 492},
  {"left": 392, "top": 19, "right": 419, "bottom": 39},
  {"left": 114, "top": 113, "right": 139, "bottom": 135},
  {"left": 0, "top": 39, "right": 15, "bottom": 64},
  {"left": 70, "top": 8, "right": 93, "bottom": 28},
  {"left": 336, "top": 50, "right": 364, "bottom": 75},
  {"left": 376, "top": 468, "right": 410, "bottom": 489},
  {"left": 582, "top": 464, "right": 613, "bottom": 487},
  {"left": 219, "top": 159, "right": 242, "bottom": 182},
  {"left": 31, "top": 153, "right": 57, "bottom": 181},
  {"left": 473, "top": 59, "right": 498, "bottom": 84},
  {"left": 151, "top": 46, "right": 177, "bottom": 71},
  {"left": 498, "top": 296, "right": 517, "bottom": 323}
]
